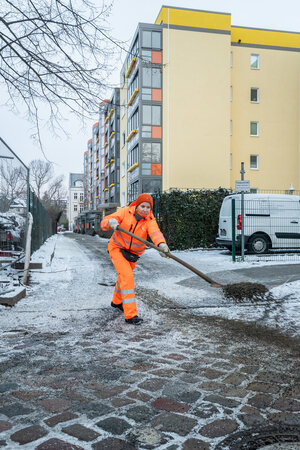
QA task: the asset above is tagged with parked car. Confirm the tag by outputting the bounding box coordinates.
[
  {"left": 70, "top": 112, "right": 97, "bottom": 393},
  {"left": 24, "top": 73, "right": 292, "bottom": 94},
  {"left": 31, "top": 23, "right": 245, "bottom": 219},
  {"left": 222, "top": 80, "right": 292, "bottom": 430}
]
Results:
[{"left": 216, "top": 193, "right": 300, "bottom": 254}]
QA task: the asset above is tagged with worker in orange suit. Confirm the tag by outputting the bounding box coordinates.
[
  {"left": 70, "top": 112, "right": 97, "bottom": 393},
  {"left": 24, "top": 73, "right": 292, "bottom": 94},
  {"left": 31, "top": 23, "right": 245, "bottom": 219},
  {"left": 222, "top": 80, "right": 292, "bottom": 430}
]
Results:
[{"left": 101, "top": 193, "right": 170, "bottom": 325}]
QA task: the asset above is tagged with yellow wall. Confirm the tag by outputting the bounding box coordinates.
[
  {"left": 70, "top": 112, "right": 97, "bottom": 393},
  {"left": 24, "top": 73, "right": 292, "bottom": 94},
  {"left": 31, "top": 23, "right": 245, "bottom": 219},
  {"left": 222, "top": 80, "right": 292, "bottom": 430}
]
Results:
[
  {"left": 230, "top": 46, "right": 300, "bottom": 191},
  {"left": 162, "top": 27, "right": 231, "bottom": 190}
]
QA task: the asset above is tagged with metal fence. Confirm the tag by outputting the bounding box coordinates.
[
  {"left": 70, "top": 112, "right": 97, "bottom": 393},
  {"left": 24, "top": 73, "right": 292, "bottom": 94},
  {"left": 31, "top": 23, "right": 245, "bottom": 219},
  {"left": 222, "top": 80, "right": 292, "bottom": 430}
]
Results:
[
  {"left": 229, "top": 194, "right": 300, "bottom": 262},
  {"left": 29, "top": 190, "right": 54, "bottom": 253},
  {"left": 0, "top": 138, "right": 54, "bottom": 270},
  {"left": 0, "top": 138, "right": 29, "bottom": 266}
]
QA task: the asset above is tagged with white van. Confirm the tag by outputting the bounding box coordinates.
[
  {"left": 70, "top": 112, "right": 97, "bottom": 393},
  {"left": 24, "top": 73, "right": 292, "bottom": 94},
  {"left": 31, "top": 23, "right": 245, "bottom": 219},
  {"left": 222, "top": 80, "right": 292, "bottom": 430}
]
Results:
[{"left": 216, "top": 194, "right": 300, "bottom": 254}]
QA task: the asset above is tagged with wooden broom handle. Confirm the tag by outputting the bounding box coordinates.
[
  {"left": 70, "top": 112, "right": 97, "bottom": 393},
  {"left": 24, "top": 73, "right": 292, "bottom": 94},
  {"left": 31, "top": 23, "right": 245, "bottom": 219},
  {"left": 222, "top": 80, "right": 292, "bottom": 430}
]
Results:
[{"left": 117, "top": 226, "right": 221, "bottom": 287}]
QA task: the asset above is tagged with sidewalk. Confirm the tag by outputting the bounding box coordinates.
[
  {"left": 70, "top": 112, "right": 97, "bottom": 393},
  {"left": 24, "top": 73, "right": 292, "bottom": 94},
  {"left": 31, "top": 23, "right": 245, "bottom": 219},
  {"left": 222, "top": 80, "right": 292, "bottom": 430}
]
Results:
[{"left": 0, "top": 234, "right": 299, "bottom": 449}]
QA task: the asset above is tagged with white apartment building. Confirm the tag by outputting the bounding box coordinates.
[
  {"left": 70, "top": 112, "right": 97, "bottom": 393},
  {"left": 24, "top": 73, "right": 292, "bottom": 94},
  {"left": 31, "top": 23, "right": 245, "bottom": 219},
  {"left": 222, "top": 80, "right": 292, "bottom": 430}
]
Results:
[{"left": 68, "top": 173, "right": 84, "bottom": 231}]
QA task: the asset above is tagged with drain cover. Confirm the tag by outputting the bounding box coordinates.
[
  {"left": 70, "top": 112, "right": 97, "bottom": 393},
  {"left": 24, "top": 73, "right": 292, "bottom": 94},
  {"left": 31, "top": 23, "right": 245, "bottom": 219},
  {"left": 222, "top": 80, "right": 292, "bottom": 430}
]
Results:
[{"left": 216, "top": 425, "right": 300, "bottom": 449}]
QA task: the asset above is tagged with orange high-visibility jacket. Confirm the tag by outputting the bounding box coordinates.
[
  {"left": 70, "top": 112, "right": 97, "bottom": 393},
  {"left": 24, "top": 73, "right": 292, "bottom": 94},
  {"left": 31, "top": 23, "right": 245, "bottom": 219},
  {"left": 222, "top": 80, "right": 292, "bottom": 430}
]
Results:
[{"left": 101, "top": 203, "right": 166, "bottom": 255}]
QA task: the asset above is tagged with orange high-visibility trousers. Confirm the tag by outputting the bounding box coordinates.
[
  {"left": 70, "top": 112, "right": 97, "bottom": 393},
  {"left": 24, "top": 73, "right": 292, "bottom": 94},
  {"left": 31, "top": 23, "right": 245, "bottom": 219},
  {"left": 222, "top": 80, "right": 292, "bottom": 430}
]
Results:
[{"left": 109, "top": 246, "right": 137, "bottom": 319}]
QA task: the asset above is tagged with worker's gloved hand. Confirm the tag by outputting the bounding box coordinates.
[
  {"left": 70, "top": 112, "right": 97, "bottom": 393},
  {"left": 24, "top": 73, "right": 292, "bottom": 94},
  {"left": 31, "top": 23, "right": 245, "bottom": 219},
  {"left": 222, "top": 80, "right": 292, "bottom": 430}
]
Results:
[
  {"left": 158, "top": 243, "right": 170, "bottom": 257},
  {"left": 108, "top": 218, "right": 119, "bottom": 231}
]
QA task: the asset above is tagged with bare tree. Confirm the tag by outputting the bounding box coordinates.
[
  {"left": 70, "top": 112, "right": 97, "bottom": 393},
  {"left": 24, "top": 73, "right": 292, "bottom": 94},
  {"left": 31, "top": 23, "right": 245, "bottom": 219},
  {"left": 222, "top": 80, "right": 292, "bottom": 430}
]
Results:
[
  {"left": 29, "top": 159, "right": 53, "bottom": 198},
  {"left": 42, "top": 174, "right": 67, "bottom": 223},
  {"left": 0, "top": 161, "right": 27, "bottom": 211},
  {"left": 0, "top": 0, "right": 118, "bottom": 142}
]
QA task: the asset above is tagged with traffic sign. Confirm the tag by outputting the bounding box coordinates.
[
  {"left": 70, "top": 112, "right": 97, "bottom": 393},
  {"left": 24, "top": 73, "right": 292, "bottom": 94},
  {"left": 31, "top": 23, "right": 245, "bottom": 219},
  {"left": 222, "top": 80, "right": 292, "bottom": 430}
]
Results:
[{"left": 235, "top": 180, "right": 250, "bottom": 192}]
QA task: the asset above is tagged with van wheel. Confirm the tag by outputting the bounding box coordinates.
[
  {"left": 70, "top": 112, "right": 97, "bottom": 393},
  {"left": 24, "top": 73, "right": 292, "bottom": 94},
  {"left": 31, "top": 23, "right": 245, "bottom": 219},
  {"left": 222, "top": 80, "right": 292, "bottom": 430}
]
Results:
[{"left": 247, "top": 234, "right": 269, "bottom": 254}]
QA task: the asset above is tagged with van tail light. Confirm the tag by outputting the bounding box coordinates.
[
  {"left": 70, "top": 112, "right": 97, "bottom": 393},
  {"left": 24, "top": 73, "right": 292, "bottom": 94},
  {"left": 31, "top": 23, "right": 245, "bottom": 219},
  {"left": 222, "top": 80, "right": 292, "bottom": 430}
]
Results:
[{"left": 237, "top": 214, "right": 242, "bottom": 230}]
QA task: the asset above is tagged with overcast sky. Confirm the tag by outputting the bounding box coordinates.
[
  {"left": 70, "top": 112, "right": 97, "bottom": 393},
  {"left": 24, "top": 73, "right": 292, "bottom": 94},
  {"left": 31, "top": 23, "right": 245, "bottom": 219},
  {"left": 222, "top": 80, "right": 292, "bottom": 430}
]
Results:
[{"left": 1, "top": 0, "right": 300, "bottom": 183}]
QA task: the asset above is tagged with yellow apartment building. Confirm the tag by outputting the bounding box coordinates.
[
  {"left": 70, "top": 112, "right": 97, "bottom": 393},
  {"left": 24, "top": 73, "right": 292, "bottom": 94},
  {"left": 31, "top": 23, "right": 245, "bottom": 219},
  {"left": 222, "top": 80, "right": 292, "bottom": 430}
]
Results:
[{"left": 118, "top": 6, "right": 300, "bottom": 204}]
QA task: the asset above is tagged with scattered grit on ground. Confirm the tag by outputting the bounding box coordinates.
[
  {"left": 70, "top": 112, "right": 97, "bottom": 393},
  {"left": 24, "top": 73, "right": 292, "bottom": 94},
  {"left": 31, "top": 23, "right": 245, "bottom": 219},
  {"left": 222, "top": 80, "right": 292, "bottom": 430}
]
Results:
[{"left": 0, "top": 234, "right": 299, "bottom": 449}]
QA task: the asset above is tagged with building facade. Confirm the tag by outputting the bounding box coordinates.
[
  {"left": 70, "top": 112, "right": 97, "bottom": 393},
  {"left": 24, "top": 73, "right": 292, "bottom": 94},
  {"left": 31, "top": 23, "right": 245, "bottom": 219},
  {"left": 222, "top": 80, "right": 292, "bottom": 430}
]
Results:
[
  {"left": 82, "top": 6, "right": 300, "bottom": 226},
  {"left": 68, "top": 173, "right": 84, "bottom": 231},
  {"left": 118, "top": 6, "right": 300, "bottom": 203}
]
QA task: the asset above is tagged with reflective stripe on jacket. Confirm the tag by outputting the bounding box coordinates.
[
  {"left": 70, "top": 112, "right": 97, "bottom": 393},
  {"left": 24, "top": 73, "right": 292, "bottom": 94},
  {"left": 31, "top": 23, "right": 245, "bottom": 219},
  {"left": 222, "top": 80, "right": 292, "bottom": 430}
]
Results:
[{"left": 101, "top": 204, "right": 165, "bottom": 255}]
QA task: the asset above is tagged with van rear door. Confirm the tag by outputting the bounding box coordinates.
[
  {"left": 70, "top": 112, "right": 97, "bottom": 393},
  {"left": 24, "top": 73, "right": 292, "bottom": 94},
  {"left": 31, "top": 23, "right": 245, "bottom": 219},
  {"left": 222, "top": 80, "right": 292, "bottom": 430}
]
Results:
[{"left": 218, "top": 196, "right": 233, "bottom": 241}]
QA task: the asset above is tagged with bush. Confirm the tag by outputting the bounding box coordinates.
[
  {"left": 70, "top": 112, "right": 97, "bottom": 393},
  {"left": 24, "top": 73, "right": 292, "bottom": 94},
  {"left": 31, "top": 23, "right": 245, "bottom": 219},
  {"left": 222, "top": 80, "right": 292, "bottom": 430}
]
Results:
[{"left": 154, "top": 188, "right": 230, "bottom": 250}]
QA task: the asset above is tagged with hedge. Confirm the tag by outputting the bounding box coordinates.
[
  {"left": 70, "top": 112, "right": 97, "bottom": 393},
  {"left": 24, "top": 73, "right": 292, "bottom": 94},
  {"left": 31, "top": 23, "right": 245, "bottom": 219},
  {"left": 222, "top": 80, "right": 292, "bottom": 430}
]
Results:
[{"left": 153, "top": 188, "right": 230, "bottom": 250}]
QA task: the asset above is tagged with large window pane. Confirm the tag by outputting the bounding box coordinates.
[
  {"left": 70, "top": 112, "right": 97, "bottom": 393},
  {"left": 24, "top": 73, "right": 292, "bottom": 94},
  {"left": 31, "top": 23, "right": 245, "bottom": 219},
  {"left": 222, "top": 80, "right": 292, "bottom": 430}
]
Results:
[
  {"left": 143, "top": 105, "right": 151, "bottom": 124},
  {"left": 142, "top": 31, "right": 151, "bottom": 47},
  {"left": 152, "top": 105, "right": 161, "bottom": 125},
  {"left": 152, "top": 143, "right": 161, "bottom": 162},
  {"left": 152, "top": 68, "right": 161, "bottom": 88},
  {"left": 142, "top": 143, "right": 152, "bottom": 161},
  {"left": 142, "top": 67, "right": 151, "bottom": 87},
  {"left": 152, "top": 32, "right": 161, "bottom": 49}
]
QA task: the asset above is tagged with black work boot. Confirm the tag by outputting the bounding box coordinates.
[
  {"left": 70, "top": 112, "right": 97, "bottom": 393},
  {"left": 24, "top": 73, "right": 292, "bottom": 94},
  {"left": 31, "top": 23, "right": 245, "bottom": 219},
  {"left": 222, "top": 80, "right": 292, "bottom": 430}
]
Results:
[
  {"left": 125, "top": 316, "right": 143, "bottom": 325},
  {"left": 111, "top": 301, "right": 123, "bottom": 312}
]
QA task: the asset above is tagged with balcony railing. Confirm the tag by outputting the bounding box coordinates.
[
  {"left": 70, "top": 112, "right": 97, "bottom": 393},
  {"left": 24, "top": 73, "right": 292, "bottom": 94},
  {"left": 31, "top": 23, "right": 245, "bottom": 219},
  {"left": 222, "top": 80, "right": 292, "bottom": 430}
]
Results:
[
  {"left": 126, "top": 57, "right": 136, "bottom": 79},
  {"left": 126, "top": 129, "right": 138, "bottom": 143},
  {"left": 127, "top": 162, "right": 139, "bottom": 173},
  {"left": 128, "top": 88, "right": 139, "bottom": 106}
]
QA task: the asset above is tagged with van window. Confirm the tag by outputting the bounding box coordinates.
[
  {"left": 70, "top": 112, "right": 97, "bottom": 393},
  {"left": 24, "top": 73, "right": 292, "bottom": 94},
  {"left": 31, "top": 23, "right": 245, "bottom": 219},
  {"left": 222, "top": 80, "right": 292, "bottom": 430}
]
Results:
[{"left": 220, "top": 198, "right": 232, "bottom": 216}]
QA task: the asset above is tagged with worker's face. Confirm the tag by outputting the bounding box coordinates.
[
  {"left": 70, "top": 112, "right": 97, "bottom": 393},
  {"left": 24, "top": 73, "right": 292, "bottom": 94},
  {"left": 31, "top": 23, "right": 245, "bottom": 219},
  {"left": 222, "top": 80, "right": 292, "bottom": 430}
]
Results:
[{"left": 137, "top": 202, "right": 151, "bottom": 216}]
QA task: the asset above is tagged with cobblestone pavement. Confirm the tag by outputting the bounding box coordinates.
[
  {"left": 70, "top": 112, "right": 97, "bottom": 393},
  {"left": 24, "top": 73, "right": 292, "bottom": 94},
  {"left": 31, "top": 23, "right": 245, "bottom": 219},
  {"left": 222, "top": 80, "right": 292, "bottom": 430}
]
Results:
[{"left": 0, "top": 235, "right": 299, "bottom": 449}]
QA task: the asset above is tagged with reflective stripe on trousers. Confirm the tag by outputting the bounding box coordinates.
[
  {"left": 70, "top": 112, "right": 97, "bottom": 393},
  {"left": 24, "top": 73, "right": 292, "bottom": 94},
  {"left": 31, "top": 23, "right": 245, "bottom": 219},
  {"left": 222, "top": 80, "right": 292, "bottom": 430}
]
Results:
[{"left": 109, "top": 246, "right": 137, "bottom": 320}]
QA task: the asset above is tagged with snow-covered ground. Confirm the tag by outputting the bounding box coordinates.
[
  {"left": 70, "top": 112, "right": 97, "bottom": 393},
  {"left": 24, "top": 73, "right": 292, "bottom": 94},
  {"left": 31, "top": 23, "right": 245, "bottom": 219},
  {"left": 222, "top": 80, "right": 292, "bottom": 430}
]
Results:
[{"left": 0, "top": 233, "right": 299, "bottom": 339}]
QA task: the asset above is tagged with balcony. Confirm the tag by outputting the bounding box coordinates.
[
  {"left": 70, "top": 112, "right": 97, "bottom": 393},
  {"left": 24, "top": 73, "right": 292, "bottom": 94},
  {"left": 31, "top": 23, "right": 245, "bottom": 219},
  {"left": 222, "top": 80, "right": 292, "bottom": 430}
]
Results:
[
  {"left": 109, "top": 131, "right": 115, "bottom": 139},
  {"left": 126, "top": 57, "right": 136, "bottom": 79},
  {"left": 109, "top": 183, "right": 115, "bottom": 188},
  {"left": 128, "top": 88, "right": 139, "bottom": 106},
  {"left": 104, "top": 141, "right": 108, "bottom": 147},
  {"left": 126, "top": 129, "right": 138, "bottom": 143}
]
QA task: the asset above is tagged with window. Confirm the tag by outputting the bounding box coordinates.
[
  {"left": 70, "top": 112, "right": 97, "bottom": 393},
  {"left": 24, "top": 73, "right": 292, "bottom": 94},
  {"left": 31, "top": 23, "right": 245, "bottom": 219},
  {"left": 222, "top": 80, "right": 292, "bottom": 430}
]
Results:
[
  {"left": 80, "top": 204, "right": 84, "bottom": 212},
  {"left": 142, "top": 87, "right": 152, "bottom": 100},
  {"left": 230, "top": 120, "right": 232, "bottom": 136},
  {"left": 141, "top": 49, "right": 152, "bottom": 62},
  {"left": 142, "top": 125, "right": 152, "bottom": 138},
  {"left": 142, "top": 67, "right": 161, "bottom": 88},
  {"left": 128, "top": 145, "right": 139, "bottom": 168},
  {"left": 251, "top": 88, "right": 259, "bottom": 103},
  {"left": 128, "top": 181, "right": 139, "bottom": 203},
  {"left": 230, "top": 86, "right": 232, "bottom": 101},
  {"left": 127, "top": 109, "right": 139, "bottom": 134},
  {"left": 122, "top": 161, "right": 125, "bottom": 177},
  {"left": 250, "top": 188, "right": 259, "bottom": 193},
  {"left": 142, "top": 30, "right": 161, "bottom": 49},
  {"left": 122, "top": 132, "right": 126, "bottom": 147},
  {"left": 73, "top": 193, "right": 78, "bottom": 200},
  {"left": 142, "top": 105, "right": 161, "bottom": 125},
  {"left": 80, "top": 193, "right": 84, "bottom": 202},
  {"left": 250, "top": 54, "right": 259, "bottom": 69},
  {"left": 230, "top": 153, "right": 232, "bottom": 170},
  {"left": 121, "top": 100, "right": 125, "bottom": 117},
  {"left": 74, "top": 204, "right": 78, "bottom": 212},
  {"left": 230, "top": 51, "right": 233, "bottom": 67},
  {"left": 250, "top": 121, "right": 259, "bottom": 136},
  {"left": 142, "top": 179, "right": 161, "bottom": 194},
  {"left": 250, "top": 155, "right": 259, "bottom": 169},
  {"left": 142, "top": 143, "right": 161, "bottom": 163},
  {"left": 128, "top": 73, "right": 139, "bottom": 102}
]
